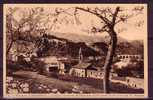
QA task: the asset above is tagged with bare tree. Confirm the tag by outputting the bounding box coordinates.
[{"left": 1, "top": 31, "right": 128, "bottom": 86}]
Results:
[
  {"left": 6, "top": 7, "right": 73, "bottom": 60},
  {"left": 6, "top": 7, "right": 19, "bottom": 56},
  {"left": 6, "top": 7, "right": 47, "bottom": 57},
  {"left": 5, "top": 5, "right": 144, "bottom": 93},
  {"left": 74, "top": 6, "right": 144, "bottom": 93}
]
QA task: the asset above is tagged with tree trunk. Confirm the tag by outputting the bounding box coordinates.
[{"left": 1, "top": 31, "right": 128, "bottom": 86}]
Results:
[
  {"left": 6, "top": 39, "right": 14, "bottom": 55},
  {"left": 103, "top": 30, "right": 117, "bottom": 93}
]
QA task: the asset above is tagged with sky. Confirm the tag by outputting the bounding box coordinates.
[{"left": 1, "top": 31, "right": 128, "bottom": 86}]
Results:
[{"left": 4, "top": 4, "right": 147, "bottom": 41}]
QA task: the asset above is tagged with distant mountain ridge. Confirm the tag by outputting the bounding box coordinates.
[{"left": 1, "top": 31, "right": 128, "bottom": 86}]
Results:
[
  {"left": 42, "top": 34, "right": 107, "bottom": 57},
  {"left": 24, "top": 31, "right": 143, "bottom": 58},
  {"left": 40, "top": 32, "right": 143, "bottom": 57},
  {"left": 48, "top": 32, "right": 141, "bottom": 44}
]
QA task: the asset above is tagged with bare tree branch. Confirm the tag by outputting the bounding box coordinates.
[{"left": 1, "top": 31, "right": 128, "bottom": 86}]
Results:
[
  {"left": 115, "top": 14, "right": 134, "bottom": 24},
  {"left": 112, "top": 7, "right": 120, "bottom": 27},
  {"left": 75, "top": 7, "right": 111, "bottom": 26}
]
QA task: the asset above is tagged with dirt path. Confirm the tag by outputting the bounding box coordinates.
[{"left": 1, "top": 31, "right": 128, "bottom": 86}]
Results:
[
  {"left": 11, "top": 70, "right": 144, "bottom": 93},
  {"left": 13, "top": 70, "right": 103, "bottom": 93}
]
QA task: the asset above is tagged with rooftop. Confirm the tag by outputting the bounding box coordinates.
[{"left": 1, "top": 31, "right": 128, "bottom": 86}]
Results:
[
  {"left": 73, "top": 62, "right": 91, "bottom": 69},
  {"left": 38, "top": 56, "right": 59, "bottom": 64}
]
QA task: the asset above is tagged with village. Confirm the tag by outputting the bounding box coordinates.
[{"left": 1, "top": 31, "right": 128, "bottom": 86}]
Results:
[
  {"left": 5, "top": 5, "right": 146, "bottom": 94},
  {"left": 7, "top": 40, "right": 144, "bottom": 92}
]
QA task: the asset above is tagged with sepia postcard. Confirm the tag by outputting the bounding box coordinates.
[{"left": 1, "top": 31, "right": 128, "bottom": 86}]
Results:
[{"left": 3, "top": 4, "right": 148, "bottom": 98}]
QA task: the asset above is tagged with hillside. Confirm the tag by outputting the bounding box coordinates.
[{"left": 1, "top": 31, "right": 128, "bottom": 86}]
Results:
[
  {"left": 38, "top": 35, "right": 107, "bottom": 58},
  {"left": 47, "top": 32, "right": 144, "bottom": 55},
  {"left": 11, "top": 31, "right": 144, "bottom": 59},
  {"left": 48, "top": 32, "right": 130, "bottom": 44},
  {"left": 116, "top": 40, "right": 144, "bottom": 55}
]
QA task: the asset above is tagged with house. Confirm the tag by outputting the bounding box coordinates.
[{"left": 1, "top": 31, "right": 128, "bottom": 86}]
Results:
[
  {"left": 87, "top": 67, "right": 118, "bottom": 79},
  {"left": 113, "top": 59, "right": 131, "bottom": 69},
  {"left": 117, "top": 54, "right": 143, "bottom": 61},
  {"left": 69, "top": 62, "right": 105, "bottom": 79},
  {"left": 69, "top": 62, "right": 91, "bottom": 77},
  {"left": 86, "top": 67, "right": 104, "bottom": 79},
  {"left": 39, "top": 56, "right": 65, "bottom": 75},
  {"left": 69, "top": 47, "right": 105, "bottom": 79}
]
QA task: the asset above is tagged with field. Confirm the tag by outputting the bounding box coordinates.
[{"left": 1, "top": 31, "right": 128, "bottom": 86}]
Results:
[{"left": 5, "top": 70, "right": 144, "bottom": 94}]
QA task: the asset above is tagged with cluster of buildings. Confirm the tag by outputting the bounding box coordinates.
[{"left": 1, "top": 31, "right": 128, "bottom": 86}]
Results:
[
  {"left": 8, "top": 45, "right": 144, "bottom": 90},
  {"left": 39, "top": 55, "right": 144, "bottom": 89},
  {"left": 69, "top": 62, "right": 104, "bottom": 79},
  {"left": 35, "top": 48, "right": 144, "bottom": 89}
]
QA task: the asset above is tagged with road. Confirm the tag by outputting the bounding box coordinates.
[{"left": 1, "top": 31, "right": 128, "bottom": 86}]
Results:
[
  {"left": 12, "top": 70, "right": 103, "bottom": 93},
  {"left": 9, "top": 70, "right": 144, "bottom": 93}
]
